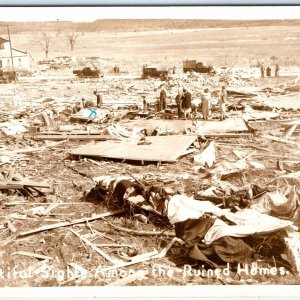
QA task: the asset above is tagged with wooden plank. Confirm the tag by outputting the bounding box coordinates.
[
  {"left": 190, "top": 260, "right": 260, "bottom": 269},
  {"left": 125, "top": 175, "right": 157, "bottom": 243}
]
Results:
[
  {"left": 100, "top": 250, "right": 159, "bottom": 272},
  {"left": 195, "top": 118, "right": 249, "bottom": 135},
  {"left": 0, "top": 181, "right": 50, "bottom": 190},
  {"left": 71, "top": 229, "right": 118, "bottom": 264},
  {"left": 202, "top": 133, "right": 253, "bottom": 138},
  {"left": 70, "top": 135, "right": 196, "bottom": 163},
  {"left": 285, "top": 125, "right": 298, "bottom": 139},
  {"left": 262, "top": 134, "right": 300, "bottom": 147},
  {"left": 34, "top": 134, "right": 113, "bottom": 141},
  {"left": 18, "top": 209, "right": 124, "bottom": 237},
  {"left": 12, "top": 251, "right": 53, "bottom": 260}
]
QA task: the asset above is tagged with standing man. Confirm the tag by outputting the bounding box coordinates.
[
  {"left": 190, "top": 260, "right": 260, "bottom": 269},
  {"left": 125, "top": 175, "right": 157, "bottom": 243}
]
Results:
[
  {"left": 181, "top": 88, "right": 192, "bottom": 120},
  {"left": 219, "top": 85, "right": 227, "bottom": 121},
  {"left": 142, "top": 95, "right": 148, "bottom": 111},
  {"left": 275, "top": 64, "right": 280, "bottom": 77},
  {"left": 94, "top": 90, "right": 103, "bottom": 108},
  {"left": 175, "top": 90, "right": 183, "bottom": 118},
  {"left": 159, "top": 87, "right": 167, "bottom": 111},
  {"left": 260, "top": 64, "right": 265, "bottom": 78},
  {"left": 201, "top": 88, "right": 211, "bottom": 120},
  {"left": 266, "top": 66, "right": 271, "bottom": 77}
]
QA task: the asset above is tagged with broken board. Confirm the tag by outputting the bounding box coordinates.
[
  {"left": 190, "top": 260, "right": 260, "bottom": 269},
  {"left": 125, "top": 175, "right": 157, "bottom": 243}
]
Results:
[
  {"left": 195, "top": 118, "right": 249, "bottom": 135},
  {"left": 70, "top": 135, "right": 196, "bottom": 162}
]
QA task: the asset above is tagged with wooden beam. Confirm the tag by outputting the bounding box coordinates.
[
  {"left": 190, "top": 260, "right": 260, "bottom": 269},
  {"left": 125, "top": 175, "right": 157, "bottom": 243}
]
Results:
[
  {"left": 201, "top": 133, "right": 253, "bottom": 138},
  {"left": 12, "top": 251, "right": 53, "bottom": 260},
  {"left": 285, "top": 124, "right": 298, "bottom": 139},
  {"left": 18, "top": 209, "right": 124, "bottom": 237},
  {"left": 262, "top": 134, "right": 300, "bottom": 147},
  {"left": 34, "top": 134, "right": 113, "bottom": 141},
  {"left": 71, "top": 229, "right": 118, "bottom": 264}
]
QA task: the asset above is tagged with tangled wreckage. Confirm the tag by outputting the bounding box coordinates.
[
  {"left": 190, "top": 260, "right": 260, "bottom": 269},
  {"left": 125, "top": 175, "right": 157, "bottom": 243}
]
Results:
[{"left": 0, "top": 58, "right": 300, "bottom": 286}]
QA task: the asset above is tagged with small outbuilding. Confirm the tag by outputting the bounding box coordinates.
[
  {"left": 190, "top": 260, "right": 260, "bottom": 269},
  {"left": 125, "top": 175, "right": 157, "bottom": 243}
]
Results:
[{"left": 0, "top": 36, "right": 31, "bottom": 70}]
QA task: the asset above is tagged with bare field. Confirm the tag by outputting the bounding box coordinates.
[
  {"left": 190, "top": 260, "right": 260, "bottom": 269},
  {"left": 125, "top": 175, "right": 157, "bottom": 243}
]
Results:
[{"left": 11, "top": 25, "right": 300, "bottom": 67}]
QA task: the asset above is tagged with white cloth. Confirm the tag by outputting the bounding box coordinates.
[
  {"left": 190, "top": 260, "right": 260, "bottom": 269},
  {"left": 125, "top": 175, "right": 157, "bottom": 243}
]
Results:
[
  {"left": 203, "top": 208, "right": 296, "bottom": 244},
  {"left": 167, "top": 194, "right": 224, "bottom": 224}
]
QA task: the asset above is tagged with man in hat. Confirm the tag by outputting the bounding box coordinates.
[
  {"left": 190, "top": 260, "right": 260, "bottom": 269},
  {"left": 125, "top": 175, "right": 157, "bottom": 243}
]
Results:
[
  {"left": 275, "top": 64, "right": 280, "bottom": 77},
  {"left": 175, "top": 89, "right": 183, "bottom": 118},
  {"left": 94, "top": 90, "right": 103, "bottom": 108},
  {"left": 260, "top": 64, "right": 265, "bottom": 78},
  {"left": 201, "top": 88, "right": 211, "bottom": 120},
  {"left": 159, "top": 87, "right": 167, "bottom": 111},
  {"left": 181, "top": 88, "right": 192, "bottom": 120},
  {"left": 219, "top": 85, "right": 227, "bottom": 121}
]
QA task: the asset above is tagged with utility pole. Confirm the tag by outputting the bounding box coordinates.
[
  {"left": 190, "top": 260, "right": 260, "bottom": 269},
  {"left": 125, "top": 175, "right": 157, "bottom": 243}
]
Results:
[{"left": 7, "top": 25, "right": 16, "bottom": 82}]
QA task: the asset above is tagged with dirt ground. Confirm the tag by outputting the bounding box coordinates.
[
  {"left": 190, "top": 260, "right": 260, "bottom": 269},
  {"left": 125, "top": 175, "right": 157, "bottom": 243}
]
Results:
[{"left": 0, "top": 26, "right": 300, "bottom": 287}]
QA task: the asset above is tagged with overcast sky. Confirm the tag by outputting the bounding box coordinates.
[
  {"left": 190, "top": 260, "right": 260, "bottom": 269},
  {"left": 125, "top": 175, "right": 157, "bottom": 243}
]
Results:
[{"left": 0, "top": 6, "right": 299, "bottom": 22}]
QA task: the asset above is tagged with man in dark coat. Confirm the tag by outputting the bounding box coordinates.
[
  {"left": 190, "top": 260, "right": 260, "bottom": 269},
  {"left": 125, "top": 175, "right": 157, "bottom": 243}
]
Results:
[
  {"left": 181, "top": 89, "right": 192, "bottom": 120},
  {"left": 175, "top": 91, "right": 183, "bottom": 118},
  {"left": 275, "top": 64, "right": 280, "bottom": 77},
  {"left": 159, "top": 88, "right": 167, "bottom": 111}
]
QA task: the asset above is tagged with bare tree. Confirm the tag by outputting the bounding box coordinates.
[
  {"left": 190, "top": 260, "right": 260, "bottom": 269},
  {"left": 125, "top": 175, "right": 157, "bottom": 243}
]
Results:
[
  {"left": 33, "top": 32, "right": 51, "bottom": 58},
  {"left": 66, "top": 32, "right": 79, "bottom": 52}
]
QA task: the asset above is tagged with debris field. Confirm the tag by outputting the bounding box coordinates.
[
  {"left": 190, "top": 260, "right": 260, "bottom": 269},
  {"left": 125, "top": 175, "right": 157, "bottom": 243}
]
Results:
[{"left": 0, "top": 62, "right": 300, "bottom": 287}]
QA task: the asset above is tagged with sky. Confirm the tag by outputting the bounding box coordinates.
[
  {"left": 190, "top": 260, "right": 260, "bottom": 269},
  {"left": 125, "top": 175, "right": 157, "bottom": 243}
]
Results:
[{"left": 0, "top": 6, "right": 300, "bottom": 22}]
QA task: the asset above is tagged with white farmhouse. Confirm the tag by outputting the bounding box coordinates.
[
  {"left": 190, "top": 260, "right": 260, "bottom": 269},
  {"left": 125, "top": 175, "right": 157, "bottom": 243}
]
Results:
[{"left": 0, "top": 36, "right": 31, "bottom": 69}]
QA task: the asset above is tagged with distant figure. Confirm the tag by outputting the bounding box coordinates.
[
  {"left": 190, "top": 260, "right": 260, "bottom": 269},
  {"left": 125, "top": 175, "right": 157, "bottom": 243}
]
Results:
[
  {"left": 181, "top": 88, "right": 192, "bottom": 120},
  {"left": 275, "top": 64, "right": 280, "bottom": 77},
  {"left": 94, "top": 90, "right": 103, "bottom": 108},
  {"left": 175, "top": 90, "right": 183, "bottom": 118},
  {"left": 172, "top": 66, "right": 176, "bottom": 74},
  {"left": 260, "top": 64, "right": 265, "bottom": 78},
  {"left": 266, "top": 66, "right": 271, "bottom": 77},
  {"left": 159, "top": 88, "right": 167, "bottom": 111},
  {"left": 201, "top": 88, "right": 211, "bottom": 120},
  {"left": 114, "top": 65, "right": 120, "bottom": 73},
  {"left": 219, "top": 85, "right": 227, "bottom": 121},
  {"left": 142, "top": 95, "right": 148, "bottom": 111}
]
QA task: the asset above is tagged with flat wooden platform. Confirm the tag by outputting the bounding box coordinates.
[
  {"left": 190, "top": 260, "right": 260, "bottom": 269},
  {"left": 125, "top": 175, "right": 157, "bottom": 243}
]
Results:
[{"left": 70, "top": 135, "right": 196, "bottom": 163}]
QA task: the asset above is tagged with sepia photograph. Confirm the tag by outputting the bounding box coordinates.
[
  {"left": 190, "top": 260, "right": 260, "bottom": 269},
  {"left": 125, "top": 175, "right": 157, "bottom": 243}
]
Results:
[{"left": 0, "top": 6, "right": 299, "bottom": 292}]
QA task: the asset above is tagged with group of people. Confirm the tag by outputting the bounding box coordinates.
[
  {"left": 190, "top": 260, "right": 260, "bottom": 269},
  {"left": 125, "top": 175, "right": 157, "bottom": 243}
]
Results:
[
  {"left": 155, "top": 85, "right": 227, "bottom": 121},
  {"left": 260, "top": 64, "right": 280, "bottom": 78}
]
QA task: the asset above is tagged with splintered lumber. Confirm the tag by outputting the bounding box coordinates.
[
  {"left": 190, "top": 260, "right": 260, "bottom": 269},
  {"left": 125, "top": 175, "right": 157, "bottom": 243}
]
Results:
[
  {"left": 108, "top": 223, "right": 175, "bottom": 237},
  {"left": 70, "top": 135, "right": 196, "bottom": 163},
  {"left": 100, "top": 238, "right": 181, "bottom": 273},
  {"left": 262, "top": 134, "right": 300, "bottom": 147},
  {"left": 12, "top": 251, "right": 53, "bottom": 260},
  {"left": 202, "top": 133, "right": 253, "bottom": 138},
  {"left": 18, "top": 209, "right": 124, "bottom": 237},
  {"left": 154, "top": 237, "right": 183, "bottom": 259},
  {"left": 33, "top": 134, "right": 113, "bottom": 141},
  {"left": 100, "top": 249, "right": 159, "bottom": 272},
  {"left": 71, "top": 229, "right": 118, "bottom": 264},
  {"left": 0, "top": 180, "right": 50, "bottom": 191},
  {"left": 285, "top": 124, "right": 298, "bottom": 139}
]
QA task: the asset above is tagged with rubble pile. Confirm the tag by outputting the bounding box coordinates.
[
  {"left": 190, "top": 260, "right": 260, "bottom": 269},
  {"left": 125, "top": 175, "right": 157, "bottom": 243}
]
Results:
[{"left": 0, "top": 62, "right": 299, "bottom": 286}]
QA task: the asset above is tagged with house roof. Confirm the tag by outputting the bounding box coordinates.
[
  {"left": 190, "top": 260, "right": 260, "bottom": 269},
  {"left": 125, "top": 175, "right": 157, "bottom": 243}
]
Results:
[
  {"left": 12, "top": 48, "right": 27, "bottom": 55},
  {"left": 0, "top": 37, "right": 9, "bottom": 44}
]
